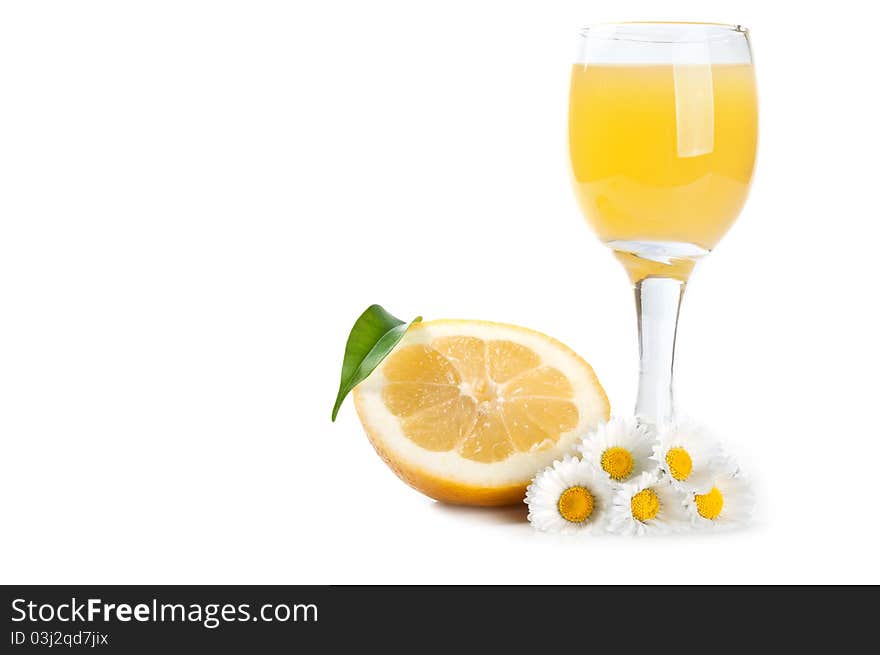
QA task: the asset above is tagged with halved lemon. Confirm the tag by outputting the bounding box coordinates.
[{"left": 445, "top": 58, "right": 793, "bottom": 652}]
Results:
[{"left": 353, "top": 320, "right": 609, "bottom": 506}]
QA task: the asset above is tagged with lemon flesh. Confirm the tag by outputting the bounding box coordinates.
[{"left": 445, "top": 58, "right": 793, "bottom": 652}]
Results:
[{"left": 354, "top": 320, "right": 609, "bottom": 506}]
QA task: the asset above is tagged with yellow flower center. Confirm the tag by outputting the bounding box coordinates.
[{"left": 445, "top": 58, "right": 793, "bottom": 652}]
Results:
[
  {"left": 557, "top": 486, "right": 595, "bottom": 523},
  {"left": 665, "top": 447, "right": 693, "bottom": 481},
  {"left": 600, "top": 447, "right": 634, "bottom": 480},
  {"left": 695, "top": 486, "right": 724, "bottom": 520},
  {"left": 630, "top": 488, "right": 660, "bottom": 522}
]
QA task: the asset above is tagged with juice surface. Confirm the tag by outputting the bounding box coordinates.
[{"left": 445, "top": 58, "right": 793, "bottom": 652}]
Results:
[{"left": 569, "top": 63, "right": 757, "bottom": 253}]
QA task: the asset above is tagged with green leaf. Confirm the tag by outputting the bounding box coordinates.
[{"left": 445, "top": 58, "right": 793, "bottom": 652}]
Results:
[{"left": 331, "top": 305, "right": 421, "bottom": 421}]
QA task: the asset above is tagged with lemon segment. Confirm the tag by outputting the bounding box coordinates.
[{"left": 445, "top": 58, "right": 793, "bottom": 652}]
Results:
[{"left": 353, "top": 320, "right": 610, "bottom": 506}]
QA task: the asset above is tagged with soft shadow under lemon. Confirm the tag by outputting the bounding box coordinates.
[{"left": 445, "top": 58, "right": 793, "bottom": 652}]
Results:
[{"left": 428, "top": 501, "right": 529, "bottom": 526}]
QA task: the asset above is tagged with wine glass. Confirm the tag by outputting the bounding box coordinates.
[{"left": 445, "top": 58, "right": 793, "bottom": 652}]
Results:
[{"left": 569, "top": 22, "right": 757, "bottom": 425}]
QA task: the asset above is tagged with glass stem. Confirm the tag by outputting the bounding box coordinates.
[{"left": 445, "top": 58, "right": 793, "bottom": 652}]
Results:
[{"left": 634, "top": 276, "right": 685, "bottom": 426}]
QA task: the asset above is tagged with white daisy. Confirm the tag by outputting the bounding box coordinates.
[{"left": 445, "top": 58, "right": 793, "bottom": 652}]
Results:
[
  {"left": 652, "top": 421, "right": 723, "bottom": 493},
  {"left": 608, "top": 471, "right": 689, "bottom": 536},
  {"left": 577, "top": 417, "right": 655, "bottom": 484},
  {"left": 525, "top": 455, "right": 613, "bottom": 535},
  {"left": 685, "top": 464, "right": 754, "bottom": 530}
]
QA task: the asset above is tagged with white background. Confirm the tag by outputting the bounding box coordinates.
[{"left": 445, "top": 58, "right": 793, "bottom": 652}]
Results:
[{"left": 2, "top": 0, "right": 878, "bottom": 584}]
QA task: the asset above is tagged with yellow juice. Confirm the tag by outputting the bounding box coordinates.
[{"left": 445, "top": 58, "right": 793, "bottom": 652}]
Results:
[{"left": 569, "top": 63, "right": 757, "bottom": 280}]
